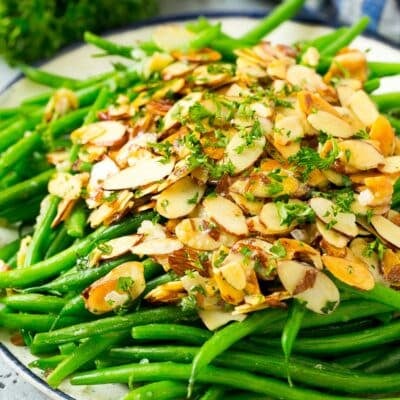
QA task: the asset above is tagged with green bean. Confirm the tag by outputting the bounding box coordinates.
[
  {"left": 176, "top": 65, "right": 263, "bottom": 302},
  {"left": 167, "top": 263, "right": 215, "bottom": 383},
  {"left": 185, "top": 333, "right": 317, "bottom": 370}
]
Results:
[
  {"left": 0, "top": 105, "right": 39, "bottom": 119},
  {"left": 102, "top": 345, "right": 400, "bottom": 394},
  {"left": 29, "top": 355, "right": 67, "bottom": 370},
  {"left": 45, "top": 224, "right": 74, "bottom": 259},
  {"left": 71, "top": 362, "right": 399, "bottom": 400},
  {"left": 320, "top": 17, "right": 370, "bottom": 57},
  {"left": 372, "top": 92, "right": 400, "bottom": 112},
  {"left": 0, "top": 195, "right": 43, "bottom": 224},
  {"left": 364, "top": 78, "right": 380, "bottom": 93},
  {"left": 22, "top": 90, "right": 54, "bottom": 106},
  {"left": 0, "top": 211, "right": 156, "bottom": 289},
  {"left": 24, "top": 195, "right": 60, "bottom": 267},
  {"left": 189, "top": 308, "right": 284, "bottom": 395},
  {"left": 334, "top": 347, "right": 388, "bottom": 370},
  {"left": 369, "top": 62, "right": 400, "bottom": 78},
  {"left": 0, "top": 311, "right": 83, "bottom": 332},
  {"left": 0, "top": 238, "right": 20, "bottom": 262},
  {"left": 84, "top": 32, "right": 134, "bottom": 59},
  {"left": 335, "top": 280, "right": 400, "bottom": 310},
  {"left": 362, "top": 347, "right": 400, "bottom": 374},
  {"left": 254, "top": 319, "right": 400, "bottom": 355},
  {"left": 387, "top": 114, "right": 400, "bottom": 135},
  {"left": 142, "top": 272, "right": 175, "bottom": 297},
  {"left": 24, "top": 255, "right": 139, "bottom": 294},
  {"left": 190, "top": 24, "right": 222, "bottom": 50},
  {"left": 59, "top": 342, "right": 77, "bottom": 355},
  {"left": 65, "top": 202, "right": 87, "bottom": 238},
  {"left": 0, "top": 109, "right": 42, "bottom": 152},
  {"left": 124, "top": 380, "right": 188, "bottom": 400},
  {"left": 47, "top": 333, "right": 125, "bottom": 387},
  {"left": 0, "top": 169, "right": 54, "bottom": 210},
  {"left": 281, "top": 300, "right": 305, "bottom": 362},
  {"left": 31, "top": 306, "right": 195, "bottom": 349},
  {"left": 132, "top": 323, "right": 211, "bottom": 345},
  {"left": 0, "top": 294, "right": 67, "bottom": 314},
  {"left": 199, "top": 385, "right": 225, "bottom": 400},
  {"left": 83, "top": 84, "right": 112, "bottom": 125},
  {"left": 299, "top": 318, "right": 376, "bottom": 337},
  {"left": 19, "top": 64, "right": 83, "bottom": 89},
  {"left": 186, "top": 17, "right": 214, "bottom": 33},
  {"left": 261, "top": 299, "right": 393, "bottom": 334},
  {"left": 306, "top": 28, "right": 348, "bottom": 52},
  {"left": 228, "top": 394, "right": 273, "bottom": 400},
  {"left": 240, "top": 0, "right": 305, "bottom": 44}
]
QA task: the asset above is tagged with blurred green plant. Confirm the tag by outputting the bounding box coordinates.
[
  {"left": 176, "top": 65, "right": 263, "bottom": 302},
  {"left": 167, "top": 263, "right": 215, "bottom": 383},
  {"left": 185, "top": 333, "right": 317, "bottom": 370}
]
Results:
[{"left": 0, "top": 0, "right": 158, "bottom": 65}]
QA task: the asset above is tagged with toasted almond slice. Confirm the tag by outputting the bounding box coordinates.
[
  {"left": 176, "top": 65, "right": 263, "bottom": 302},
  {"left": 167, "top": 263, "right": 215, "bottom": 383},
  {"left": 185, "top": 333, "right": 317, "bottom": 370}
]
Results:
[
  {"left": 370, "top": 115, "right": 395, "bottom": 156},
  {"left": 203, "top": 195, "right": 248, "bottom": 236},
  {"left": 230, "top": 192, "right": 263, "bottom": 215},
  {"left": 322, "top": 255, "right": 375, "bottom": 290},
  {"left": 192, "top": 64, "right": 233, "bottom": 86},
  {"left": 309, "top": 197, "right": 358, "bottom": 237},
  {"left": 316, "top": 219, "right": 349, "bottom": 249},
  {"left": 277, "top": 260, "right": 339, "bottom": 314},
  {"left": 274, "top": 115, "right": 304, "bottom": 146},
  {"left": 225, "top": 132, "right": 265, "bottom": 174},
  {"left": 157, "top": 158, "right": 193, "bottom": 192},
  {"left": 198, "top": 309, "right": 246, "bottom": 331},
  {"left": 307, "top": 111, "right": 352, "bottom": 138},
  {"left": 102, "top": 157, "right": 175, "bottom": 191},
  {"left": 348, "top": 90, "right": 379, "bottom": 127},
  {"left": 371, "top": 215, "right": 400, "bottom": 248},
  {"left": 131, "top": 238, "right": 183, "bottom": 256},
  {"left": 152, "top": 25, "right": 195, "bottom": 52},
  {"left": 162, "top": 92, "right": 203, "bottom": 132},
  {"left": 161, "top": 61, "right": 197, "bottom": 80},
  {"left": 175, "top": 218, "right": 221, "bottom": 250},
  {"left": 83, "top": 261, "right": 145, "bottom": 314},
  {"left": 236, "top": 57, "right": 267, "bottom": 78},
  {"left": 220, "top": 257, "right": 247, "bottom": 291},
  {"left": 97, "top": 235, "right": 143, "bottom": 260},
  {"left": 48, "top": 172, "right": 87, "bottom": 200},
  {"left": 297, "top": 91, "right": 340, "bottom": 117},
  {"left": 287, "top": 65, "right": 325, "bottom": 91},
  {"left": 144, "top": 281, "right": 186, "bottom": 304},
  {"left": 382, "top": 249, "right": 400, "bottom": 286},
  {"left": 156, "top": 176, "right": 205, "bottom": 219},
  {"left": 71, "top": 121, "right": 126, "bottom": 146},
  {"left": 213, "top": 271, "right": 245, "bottom": 305},
  {"left": 144, "top": 52, "right": 174, "bottom": 77},
  {"left": 378, "top": 156, "right": 400, "bottom": 174},
  {"left": 247, "top": 216, "right": 278, "bottom": 236},
  {"left": 349, "top": 238, "right": 382, "bottom": 282},
  {"left": 259, "top": 203, "right": 295, "bottom": 234}
]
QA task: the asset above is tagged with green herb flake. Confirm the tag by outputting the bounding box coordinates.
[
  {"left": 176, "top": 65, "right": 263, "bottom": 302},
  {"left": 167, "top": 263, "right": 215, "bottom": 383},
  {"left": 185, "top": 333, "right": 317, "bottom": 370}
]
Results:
[
  {"left": 270, "top": 240, "right": 287, "bottom": 259},
  {"left": 117, "top": 276, "right": 134, "bottom": 293}
]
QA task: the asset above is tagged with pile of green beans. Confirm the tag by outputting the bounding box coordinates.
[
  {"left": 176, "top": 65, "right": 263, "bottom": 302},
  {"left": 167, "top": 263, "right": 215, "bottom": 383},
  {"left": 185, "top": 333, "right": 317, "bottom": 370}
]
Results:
[{"left": 1, "top": 1, "right": 400, "bottom": 399}]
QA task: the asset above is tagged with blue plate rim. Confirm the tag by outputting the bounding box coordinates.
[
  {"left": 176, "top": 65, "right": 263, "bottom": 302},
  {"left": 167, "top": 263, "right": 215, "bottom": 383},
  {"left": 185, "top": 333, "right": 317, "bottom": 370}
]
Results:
[{"left": 0, "top": 10, "right": 399, "bottom": 400}]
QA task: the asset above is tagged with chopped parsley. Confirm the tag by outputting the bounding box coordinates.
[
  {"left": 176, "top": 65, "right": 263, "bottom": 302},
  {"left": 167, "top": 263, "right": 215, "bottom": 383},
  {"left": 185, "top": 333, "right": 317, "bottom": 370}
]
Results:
[
  {"left": 187, "top": 192, "right": 199, "bottom": 205},
  {"left": 148, "top": 141, "right": 173, "bottom": 163},
  {"left": 270, "top": 240, "right": 287, "bottom": 259},
  {"left": 363, "top": 238, "right": 386, "bottom": 261},
  {"left": 117, "top": 276, "right": 134, "bottom": 293},
  {"left": 288, "top": 142, "right": 339, "bottom": 180},
  {"left": 354, "top": 129, "right": 369, "bottom": 139},
  {"left": 180, "top": 294, "right": 198, "bottom": 313},
  {"left": 235, "top": 120, "right": 264, "bottom": 154},
  {"left": 275, "top": 201, "right": 316, "bottom": 226},
  {"left": 98, "top": 242, "right": 113, "bottom": 255}
]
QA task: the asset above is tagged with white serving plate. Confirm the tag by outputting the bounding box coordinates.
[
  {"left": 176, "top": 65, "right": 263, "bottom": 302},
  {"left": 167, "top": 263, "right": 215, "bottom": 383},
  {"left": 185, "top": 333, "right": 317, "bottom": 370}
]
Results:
[{"left": 0, "top": 13, "right": 399, "bottom": 400}]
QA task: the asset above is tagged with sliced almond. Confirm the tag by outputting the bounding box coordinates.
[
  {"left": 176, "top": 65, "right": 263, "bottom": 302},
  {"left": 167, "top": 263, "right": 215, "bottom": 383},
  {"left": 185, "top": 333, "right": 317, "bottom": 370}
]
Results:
[
  {"left": 96, "top": 235, "right": 143, "bottom": 260},
  {"left": 48, "top": 172, "right": 87, "bottom": 200},
  {"left": 382, "top": 249, "right": 400, "bottom": 286},
  {"left": 144, "top": 281, "right": 186, "bottom": 304},
  {"left": 229, "top": 192, "right": 264, "bottom": 215},
  {"left": 322, "top": 255, "right": 375, "bottom": 290},
  {"left": 156, "top": 176, "right": 205, "bottom": 219},
  {"left": 152, "top": 25, "right": 195, "bottom": 52},
  {"left": 198, "top": 309, "right": 246, "bottom": 331},
  {"left": 247, "top": 216, "right": 278, "bottom": 237},
  {"left": 274, "top": 115, "right": 304, "bottom": 145},
  {"left": 287, "top": 65, "right": 325, "bottom": 92},
  {"left": 349, "top": 238, "right": 382, "bottom": 282},
  {"left": 175, "top": 218, "right": 221, "bottom": 251},
  {"left": 162, "top": 92, "right": 203, "bottom": 132},
  {"left": 130, "top": 238, "right": 183, "bottom": 256},
  {"left": 83, "top": 261, "right": 145, "bottom": 314},
  {"left": 259, "top": 202, "right": 295, "bottom": 234},
  {"left": 348, "top": 90, "right": 379, "bottom": 127},
  {"left": 370, "top": 115, "right": 395, "bottom": 156},
  {"left": 102, "top": 157, "right": 175, "bottom": 191},
  {"left": 371, "top": 215, "right": 400, "bottom": 248},
  {"left": 309, "top": 197, "right": 358, "bottom": 237},
  {"left": 192, "top": 64, "right": 233, "bottom": 86},
  {"left": 316, "top": 219, "right": 349, "bottom": 249},
  {"left": 225, "top": 131, "right": 265, "bottom": 174},
  {"left": 203, "top": 195, "right": 248, "bottom": 236},
  {"left": 378, "top": 156, "right": 400, "bottom": 174},
  {"left": 307, "top": 111, "right": 352, "bottom": 138},
  {"left": 277, "top": 260, "right": 339, "bottom": 314},
  {"left": 162, "top": 61, "right": 197, "bottom": 80},
  {"left": 71, "top": 121, "right": 126, "bottom": 147}
]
